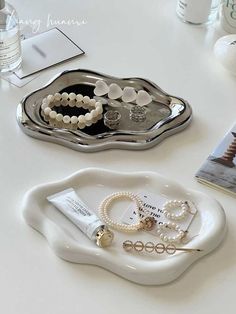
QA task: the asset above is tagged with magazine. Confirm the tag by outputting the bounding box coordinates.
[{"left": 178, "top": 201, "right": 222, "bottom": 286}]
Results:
[{"left": 195, "top": 124, "right": 236, "bottom": 196}]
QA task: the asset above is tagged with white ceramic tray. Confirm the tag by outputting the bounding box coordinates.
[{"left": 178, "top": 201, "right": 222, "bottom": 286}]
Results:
[{"left": 21, "top": 168, "right": 226, "bottom": 285}]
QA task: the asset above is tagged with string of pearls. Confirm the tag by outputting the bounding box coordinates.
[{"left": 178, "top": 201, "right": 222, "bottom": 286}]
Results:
[
  {"left": 99, "top": 192, "right": 147, "bottom": 232},
  {"left": 41, "top": 92, "right": 103, "bottom": 129}
]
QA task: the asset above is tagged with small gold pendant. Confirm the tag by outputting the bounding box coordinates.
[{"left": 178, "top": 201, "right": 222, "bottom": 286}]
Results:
[{"left": 140, "top": 216, "right": 156, "bottom": 231}]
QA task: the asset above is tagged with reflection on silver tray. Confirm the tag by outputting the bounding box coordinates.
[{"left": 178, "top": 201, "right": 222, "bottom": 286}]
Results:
[{"left": 16, "top": 69, "right": 192, "bottom": 152}]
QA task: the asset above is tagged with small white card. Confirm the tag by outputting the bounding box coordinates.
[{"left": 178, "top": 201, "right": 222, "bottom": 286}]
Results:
[
  {"left": 122, "top": 192, "right": 197, "bottom": 233},
  {"left": 1, "top": 28, "right": 84, "bottom": 87},
  {"left": 15, "top": 27, "right": 84, "bottom": 78}
]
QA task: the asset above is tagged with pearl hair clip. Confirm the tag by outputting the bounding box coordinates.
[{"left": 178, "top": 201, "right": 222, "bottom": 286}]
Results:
[
  {"left": 123, "top": 240, "right": 203, "bottom": 255},
  {"left": 99, "top": 192, "right": 156, "bottom": 233},
  {"left": 94, "top": 80, "right": 152, "bottom": 106},
  {"left": 41, "top": 92, "right": 103, "bottom": 129}
]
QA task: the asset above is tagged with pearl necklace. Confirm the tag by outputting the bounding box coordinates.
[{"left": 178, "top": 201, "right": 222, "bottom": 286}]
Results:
[
  {"left": 99, "top": 191, "right": 156, "bottom": 233},
  {"left": 41, "top": 92, "right": 103, "bottom": 129}
]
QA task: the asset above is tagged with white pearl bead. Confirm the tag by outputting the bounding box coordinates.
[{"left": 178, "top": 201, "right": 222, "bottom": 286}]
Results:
[
  {"left": 56, "top": 113, "right": 63, "bottom": 122},
  {"left": 61, "top": 100, "right": 68, "bottom": 107},
  {"left": 76, "top": 101, "right": 82, "bottom": 108},
  {"left": 71, "top": 116, "right": 78, "bottom": 124},
  {"left": 83, "top": 96, "right": 90, "bottom": 104},
  {"left": 91, "top": 109, "right": 98, "bottom": 118},
  {"left": 49, "top": 110, "right": 57, "bottom": 119},
  {"left": 63, "top": 115, "right": 71, "bottom": 124},
  {"left": 44, "top": 107, "right": 51, "bottom": 115},
  {"left": 85, "top": 121, "right": 93, "bottom": 127},
  {"left": 54, "top": 93, "right": 61, "bottom": 101},
  {"left": 41, "top": 103, "right": 48, "bottom": 110},
  {"left": 68, "top": 93, "right": 76, "bottom": 100},
  {"left": 78, "top": 115, "right": 86, "bottom": 124},
  {"left": 78, "top": 123, "right": 86, "bottom": 129},
  {"left": 96, "top": 106, "right": 103, "bottom": 115},
  {"left": 89, "top": 99, "right": 96, "bottom": 106},
  {"left": 76, "top": 94, "right": 83, "bottom": 102},
  {"left": 68, "top": 101, "right": 75, "bottom": 108},
  {"left": 163, "top": 236, "right": 168, "bottom": 242},
  {"left": 85, "top": 112, "right": 92, "bottom": 121},
  {"left": 61, "top": 92, "right": 69, "bottom": 100},
  {"left": 54, "top": 101, "right": 61, "bottom": 107},
  {"left": 42, "top": 98, "right": 48, "bottom": 104},
  {"left": 47, "top": 94, "right": 54, "bottom": 102}
]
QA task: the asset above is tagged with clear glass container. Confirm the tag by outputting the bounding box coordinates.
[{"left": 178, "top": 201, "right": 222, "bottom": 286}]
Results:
[
  {"left": 220, "top": 0, "right": 236, "bottom": 33},
  {"left": 176, "top": 0, "right": 220, "bottom": 25},
  {"left": 0, "top": 0, "right": 22, "bottom": 73}
]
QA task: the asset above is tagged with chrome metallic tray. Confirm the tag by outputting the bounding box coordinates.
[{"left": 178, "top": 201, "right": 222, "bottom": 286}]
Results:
[{"left": 17, "top": 69, "right": 192, "bottom": 152}]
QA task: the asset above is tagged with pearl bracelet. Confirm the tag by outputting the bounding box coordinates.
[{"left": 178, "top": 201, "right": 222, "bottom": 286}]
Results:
[
  {"left": 41, "top": 92, "right": 103, "bottom": 129},
  {"left": 99, "top": 192, "right": 156, "bottom": 233}
]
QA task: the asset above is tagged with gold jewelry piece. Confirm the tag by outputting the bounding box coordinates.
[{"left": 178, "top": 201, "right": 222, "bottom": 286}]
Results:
[
  {"left": 122, "top": 240, "right": 203, "bottom": 255},
  {"left": 96, "top": 227, "right": 114, "bottom": 248}
]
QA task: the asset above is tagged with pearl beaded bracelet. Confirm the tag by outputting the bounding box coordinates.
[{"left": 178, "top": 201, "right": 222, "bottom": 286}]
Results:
[
  {"left": 41, "top": 92, "right": 103, "bottom": 129},
  {"left": 99, "top": 192, "right": 156, "bottom": 233}
]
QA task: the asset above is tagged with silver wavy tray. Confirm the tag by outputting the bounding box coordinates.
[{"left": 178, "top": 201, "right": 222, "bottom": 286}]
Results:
[{"left": 16, "top": 69, "right": 192, "bottom": 152}]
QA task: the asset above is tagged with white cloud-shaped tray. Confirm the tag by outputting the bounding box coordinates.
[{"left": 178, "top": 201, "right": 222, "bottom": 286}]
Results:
[{"left": 21, "top": 168, "right": 226, "bottom": 285}]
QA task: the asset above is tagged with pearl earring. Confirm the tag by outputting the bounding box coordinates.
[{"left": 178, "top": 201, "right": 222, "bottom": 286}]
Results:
[
  {"left": 156, "top": 222, "right": 186, "bottom": 243},
  {"left": 163, "top": 200, "right": 194, "bottom": 221}
]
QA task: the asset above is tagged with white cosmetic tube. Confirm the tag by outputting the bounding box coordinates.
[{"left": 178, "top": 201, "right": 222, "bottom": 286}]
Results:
[{"left": 47, "top": 188, "right": 113, "bottom": 247}]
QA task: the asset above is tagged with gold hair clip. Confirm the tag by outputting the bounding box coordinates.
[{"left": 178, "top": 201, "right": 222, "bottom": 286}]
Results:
[{"left": 122, "top": 240, "right": 203, "bottom": 255}]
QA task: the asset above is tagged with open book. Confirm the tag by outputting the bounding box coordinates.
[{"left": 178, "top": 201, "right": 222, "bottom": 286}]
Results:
[{"left": 195, "top": 123, "right": 236, "bottom": 197}]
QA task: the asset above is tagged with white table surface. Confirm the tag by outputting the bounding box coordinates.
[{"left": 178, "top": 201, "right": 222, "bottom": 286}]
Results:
[{"left": 1, "top": 0, "right": 235, "bottom": 313}]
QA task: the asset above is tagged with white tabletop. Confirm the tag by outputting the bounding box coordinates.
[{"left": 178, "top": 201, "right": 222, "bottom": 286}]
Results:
[{"left": 1, "top": 0, "right": 235, "bottom": 313}]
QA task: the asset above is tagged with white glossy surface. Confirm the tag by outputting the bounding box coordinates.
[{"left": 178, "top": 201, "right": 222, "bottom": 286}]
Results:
[
  {"left": 0, "top": 0, "right": 236, "bottom": 313},
  {"left": 214, "top": 34, "right": 236, "bottom": 75},
  {"left": 21, "top": 169, "right": 226, "bottom": 285}
]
